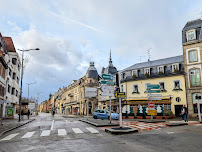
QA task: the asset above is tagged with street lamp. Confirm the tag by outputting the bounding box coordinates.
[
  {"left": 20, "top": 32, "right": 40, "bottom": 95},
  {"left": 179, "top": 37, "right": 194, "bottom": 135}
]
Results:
[
  {"left": 18, "top": 48, "right": 39, "bottom": 122},
  {"left": 36, "top": 92, "right": 43, "bottom": 113},
  {"left": 27, "top": 82, "right": 36, "bottom": 100}
]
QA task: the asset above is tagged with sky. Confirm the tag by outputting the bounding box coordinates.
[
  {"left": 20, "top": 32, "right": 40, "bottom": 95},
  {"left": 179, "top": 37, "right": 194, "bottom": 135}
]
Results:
[{"left": 0, "top": 0, "right": 202, "bottom": 104}]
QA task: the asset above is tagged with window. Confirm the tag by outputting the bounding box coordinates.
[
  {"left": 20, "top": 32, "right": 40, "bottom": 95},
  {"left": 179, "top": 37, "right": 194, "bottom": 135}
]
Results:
[
  {"left": 189, "top": 50, "right": 197, "bottom": 62},
  {"left": 176, "top": 97, "right": 181, "bottom": 102},
  {"left": 9, "top": 68, "right": 11, "bottom": 76},
  {"left": 12, "top": 58, "right": 17, "bottom": 65},
  {"left": 133, "top": 85, "right": 138, "bottom": 93},
  {"left": 16, "top": 90, "right": 18, "bottom": 97},
  {"left": 132, "top": 70, "right": 138, "bottom": 77},
  {"left": 11, "top": 87, "right": 15, "bottom": 95},
  {"left": 145, "top": 83, "right": 150, "bottom": 91},
  {"left": 187, "top": 30, "right": 196, "bottom": 41},
  {"left": 17, "top": 77, "right": 19, "bottom": 84},
  {"left": 158, "top": 66, "right": 164, "bottom": 73},
  {"left": 18, "top": 64, "right": 20, "bottom": 71},
  {"left": 174, "top": 80, "right": 180, "bottom": 89},
  {"left": 190, "top": 69, "right": 200, "bottom": 87},
  {"left": 159, "top": 82, "right": 165, "bottom": 91},
  {"left": 172, "top": 64, "right": 179, "bottom": 72},
  {"left": 12, "top": 72, "right": 16, "bottom": 80},
  {"left": 7, "top": 84, "right": 10, "bottom": 93},
  {"left": 144, "top": 68, "right": 150, "bottom": 75},
  {"left": 121, "top": 73, "right": 125, "bottom": 79}
]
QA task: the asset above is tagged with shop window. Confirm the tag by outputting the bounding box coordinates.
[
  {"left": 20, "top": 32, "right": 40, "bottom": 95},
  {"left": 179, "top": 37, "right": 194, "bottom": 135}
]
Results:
[{"left": 193, "top": 104, "right": 202, "bottom": 114}]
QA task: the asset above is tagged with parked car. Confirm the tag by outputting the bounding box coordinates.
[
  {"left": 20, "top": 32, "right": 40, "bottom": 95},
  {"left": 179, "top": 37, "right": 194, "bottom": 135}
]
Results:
[{"left": 93, "top": 109, "right": 119, "bottom": 120}]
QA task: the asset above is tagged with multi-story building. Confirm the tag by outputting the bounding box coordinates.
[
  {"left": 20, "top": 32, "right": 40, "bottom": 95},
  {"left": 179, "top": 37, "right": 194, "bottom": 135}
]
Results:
[
  {"left": 119, "top": 55, "right": 187, "bottom": 117},
  {"left": 3, "top": 37, "right": 21, "bottom": 116},
  {"left": 182, "top": 19, "right": 202, "bottom": 117},
  {"left": 0, "top": 33, "right": 8, "bottom": 118}
]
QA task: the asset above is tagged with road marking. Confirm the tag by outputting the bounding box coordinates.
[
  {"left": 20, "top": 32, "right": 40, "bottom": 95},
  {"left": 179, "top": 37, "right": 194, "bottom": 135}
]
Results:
[
  {"left": 51, "top": 120, "right": 54, "bottom": 130},
  {"left": 58, "top": 129, "right": 67, "bottom": 136},
  {"left": 40, "top": 130, "right": 50, "bottom": 136},
  {"left": 1, "top": 133, "right": 19, "bottom": 141},
  {"left": 194, "top": 124, "right": 202, "bottom": 126},
  {"left": 72, "top": 128, "right": 83, "bottom": 134},
  {"left": 86, "top": 127, "right": 99, "bottom": 134},
  {"left": 166, "top": 131, "right": 174, "bottom": 134},
  {"left": 21, "top": 132, "right": 35, "bottom": 138}
]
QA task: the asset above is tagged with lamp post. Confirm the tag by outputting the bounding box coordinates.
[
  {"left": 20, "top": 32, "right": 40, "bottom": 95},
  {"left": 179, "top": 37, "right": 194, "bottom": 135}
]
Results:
[
  {"left": 18, "top": 48, "right": 39, "bottom": 122},
  {"left": 27, "top": 82, "right": 36, "bottom": 100},
  {"left": 36, "top": 92, "right": 43, "bottom": 113}
]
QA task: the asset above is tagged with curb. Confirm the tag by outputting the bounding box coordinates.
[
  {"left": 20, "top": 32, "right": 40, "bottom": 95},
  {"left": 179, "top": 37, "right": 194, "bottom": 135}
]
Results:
[
  {"left": 105, "top": 127, "right": 138, "bottom": 134},
  {"left": 0, "top": 119, "right": 35, "bottom": 137},
  {"left": 79, "top": 119, "right": 119, "bottom": 127},
  {"left": 138, "top": 120, "right": 166, "bottom": 123},
  {"left": 166, "top": 122, "right": 188, "bottom": 127}
]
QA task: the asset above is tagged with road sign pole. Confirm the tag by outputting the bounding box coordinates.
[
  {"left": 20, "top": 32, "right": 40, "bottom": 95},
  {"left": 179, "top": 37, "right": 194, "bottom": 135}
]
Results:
[
  {"left": 197, "top": 99, "right": 201, "bottom": 122},
  {"left": 119, "top": 98, "right": 122, "bottom": 128},
  {"left": 87, "top": 98, "right": 89, "bottom": 120},
  {"left": 110, "top": 96, "right": 111, "bottom": 124}
]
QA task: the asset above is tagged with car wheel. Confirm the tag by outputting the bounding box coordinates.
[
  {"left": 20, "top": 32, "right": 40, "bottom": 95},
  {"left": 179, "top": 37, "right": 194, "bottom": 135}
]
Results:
[{"left": 94, "top": 115, "right": 97, "bottom": 119}]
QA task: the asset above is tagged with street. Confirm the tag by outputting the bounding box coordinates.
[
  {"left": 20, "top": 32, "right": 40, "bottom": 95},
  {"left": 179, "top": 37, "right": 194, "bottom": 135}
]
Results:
[{"left": 0, "top": 113, "right": 201, "bottom": 152}]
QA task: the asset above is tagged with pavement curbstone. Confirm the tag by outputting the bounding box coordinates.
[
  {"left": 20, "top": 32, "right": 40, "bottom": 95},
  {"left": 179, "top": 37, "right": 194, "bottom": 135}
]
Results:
[
  {"left": 79, "top": 119, "right": 119, "bottom": 127},
  {"left": 0, "top": 119, "right": 35, "bottom": 137},
  {"left": 105, "top": 127, "right": 138, "bottom": 134},
  {"left": 166, "top": 122, "right": 188, "bottom": 127}
]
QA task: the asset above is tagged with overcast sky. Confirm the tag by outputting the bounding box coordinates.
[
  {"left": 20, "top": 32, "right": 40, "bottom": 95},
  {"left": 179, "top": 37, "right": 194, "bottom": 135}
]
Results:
[{"left": 0, "top": 0, "right": 202, "bottom": 103}]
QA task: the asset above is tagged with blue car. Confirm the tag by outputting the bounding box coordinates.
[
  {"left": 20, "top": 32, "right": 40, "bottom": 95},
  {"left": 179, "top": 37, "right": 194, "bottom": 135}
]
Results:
[{"left": 93, "top": 109, "right": 119, "bottom": 120}]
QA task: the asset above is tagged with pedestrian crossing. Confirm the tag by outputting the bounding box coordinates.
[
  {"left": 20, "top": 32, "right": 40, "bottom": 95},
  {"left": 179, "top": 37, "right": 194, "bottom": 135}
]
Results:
[{"left": 0, "top": 127, "right": 100, "bottom": 142}]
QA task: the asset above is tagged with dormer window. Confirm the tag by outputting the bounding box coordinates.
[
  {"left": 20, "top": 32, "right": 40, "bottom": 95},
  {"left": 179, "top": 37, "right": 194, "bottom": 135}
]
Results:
[
  {"left": 172, "top": 64, "right": 179, "bottom": 73},
  {"left": 121, "top": 73, "right": 125, "bottom": 80},
  {"left": 144, "top": 68, "right": 150, "bottom": 75},
  {"left": 132, "top": 70, "right": 138, "bottom": 77},
  {"left": 158, "top": 66, "right": 164, "bottom": 74},
  {"left": 186, "top": 29, "right": 196, "bottom": 41}
]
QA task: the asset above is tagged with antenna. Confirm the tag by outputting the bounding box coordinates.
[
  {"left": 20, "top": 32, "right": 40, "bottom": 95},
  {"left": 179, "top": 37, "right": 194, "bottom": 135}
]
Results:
[{"left": 147, "top": 48, "right": 152, "bottom": 61}]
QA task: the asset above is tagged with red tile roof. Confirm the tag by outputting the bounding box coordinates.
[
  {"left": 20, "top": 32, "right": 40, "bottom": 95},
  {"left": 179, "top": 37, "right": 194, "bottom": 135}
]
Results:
[{"left": 3, "top": 37, "right": 16, "bottom": 52}]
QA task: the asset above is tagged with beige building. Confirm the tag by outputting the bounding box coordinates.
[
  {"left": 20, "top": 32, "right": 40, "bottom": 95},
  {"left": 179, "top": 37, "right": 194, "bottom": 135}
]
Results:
[{"left": 182, "top": 19, "right": 202, "bottom": 117}]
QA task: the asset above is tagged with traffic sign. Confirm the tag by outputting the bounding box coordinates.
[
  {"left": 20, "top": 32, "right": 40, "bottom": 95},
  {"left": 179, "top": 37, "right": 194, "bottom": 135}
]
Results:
[
  {"left": 100, "top": 92, "right": 114, "bottom": 97},
  {"left": 148, "top": 102, "right": 155, "bottom": 108},
  {"left": 102, "top": 74, "right": 114, "bottom": 80},
  {"left": 100, "top": 80, "right": 114, "bottom": 85},
  {"left": 147, "top": 84, "right": 160, "bottom": 90},
  {"left": 101, "top": 85, "right": 115, "bottom": 93},
  {"left": 147, "top": 109, "right": 157, "bottom": 115},
  {"left": 115, "top": 92, "right": 126, "bottom": 98},
  {"left": 147, "top": 94, "right": 162, "bottom": 97},
  {"left": 147, "top": 97, "right": 162, "bottom": 100},
  {"left": 147, "top": 90, "right": 161, "bottom": 93}
]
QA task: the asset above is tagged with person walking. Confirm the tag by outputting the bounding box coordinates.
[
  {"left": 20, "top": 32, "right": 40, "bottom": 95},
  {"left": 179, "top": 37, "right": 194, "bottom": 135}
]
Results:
[
  {"left": 21, "top": 110, "right": 24, "bottom": 120},
  {"left": 27, "top": 109, "right": 30, "bottom": 119},
  {"left": 52, "top": 109, "right": 55, "bottom": 118},
  {"left": 181, "top": 105, "right": 188, "bottom": 122}
]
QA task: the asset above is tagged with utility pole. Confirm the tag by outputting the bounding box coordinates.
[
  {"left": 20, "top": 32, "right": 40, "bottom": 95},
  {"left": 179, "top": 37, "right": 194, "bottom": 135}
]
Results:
[{"left": 18, "top": 48, "right": 39, "bottom": 122}]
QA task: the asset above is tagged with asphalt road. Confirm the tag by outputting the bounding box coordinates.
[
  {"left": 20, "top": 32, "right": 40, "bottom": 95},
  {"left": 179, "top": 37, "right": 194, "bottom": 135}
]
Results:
[{"left": 0, "top": 113, "right": 201, "bottom": 152}]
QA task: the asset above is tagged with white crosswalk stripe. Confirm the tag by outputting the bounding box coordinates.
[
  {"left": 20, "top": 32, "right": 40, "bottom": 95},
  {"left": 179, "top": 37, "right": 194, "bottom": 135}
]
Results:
[
  {"left": 21, "top": 132, "right": 35, "bottom": 139},
  {"left": 1, "top": 133, "right": 19, "bottom": 141},
  {"left": 40, "top": 130, "right": 50, "bottom": 137},
  {"left": 72, "top": 128, "right": 83, "bottom": 134},
  {"left": 58, "top": 129, "right": 67, "bottom": 136},
  {"left": 86, "top": 127, "right": 99, "bottom": 134}
]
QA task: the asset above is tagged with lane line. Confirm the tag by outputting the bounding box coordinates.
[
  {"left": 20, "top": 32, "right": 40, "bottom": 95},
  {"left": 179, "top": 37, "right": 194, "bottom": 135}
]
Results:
[
  {"left": 51, "top": 120, "right": 54, "bottom": 130},
  {"left": 1, "top": 133, "right": 19, "bottom": 141},
  {"left": 40, "top": 130, "right": 50, "bottom": 137},
  {"left": 72, "top": 128, "right": 83, "bottom": 134},
  {"left": 21, "top": 132, "right": 35, "bottom": 139},
  {"left": 58, "top": 129, "right": 67, "bottom": 136},
  {"left": 86, "top": 127, "right": 99, "bottom": 134}
]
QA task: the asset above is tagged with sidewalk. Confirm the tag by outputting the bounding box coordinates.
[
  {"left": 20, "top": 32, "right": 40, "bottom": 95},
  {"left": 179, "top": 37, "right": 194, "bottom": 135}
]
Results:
[{"left": 0, "top": 116, "right": 35, "bottom": 137}]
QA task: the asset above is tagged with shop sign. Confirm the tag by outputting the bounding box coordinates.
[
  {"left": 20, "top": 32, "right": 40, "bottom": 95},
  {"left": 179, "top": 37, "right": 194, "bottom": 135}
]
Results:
[{"left": 6, "top": 107, "right": 14, "bottom": 118}]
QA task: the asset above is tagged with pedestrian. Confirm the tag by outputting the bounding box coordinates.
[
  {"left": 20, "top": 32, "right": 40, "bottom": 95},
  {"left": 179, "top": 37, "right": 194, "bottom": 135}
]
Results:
[
  {"left": 27, "top": 109, "right": 30, "bottom": 119},
  {"left": 52, "top": 109, "right": 55, "bottom": 118},
  {"left": 181, "top": 105, "right": 188, "bottom": 122},
  {"left": 21, "top": 110, "right": 24, "bottom": 120}
]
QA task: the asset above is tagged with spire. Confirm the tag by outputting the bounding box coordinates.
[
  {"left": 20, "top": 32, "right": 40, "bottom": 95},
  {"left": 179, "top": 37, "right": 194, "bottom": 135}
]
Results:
[{"left": 109, "top": 50, "right": 113, "bottom": 66}]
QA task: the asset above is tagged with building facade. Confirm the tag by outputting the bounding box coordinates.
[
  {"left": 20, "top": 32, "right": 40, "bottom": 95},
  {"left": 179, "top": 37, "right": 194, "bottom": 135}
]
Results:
[
  {"left": 182, "top": 19, "right": 202, "bottom": 117},
  {"left": 4, "top": 37, "right": 21, "bottom": 117},
  {"left": 0, "top": 33, "right": 8, "bottom": 118},
  {"left": 119, "top": 55, "right": 187, "bottom": 117}
]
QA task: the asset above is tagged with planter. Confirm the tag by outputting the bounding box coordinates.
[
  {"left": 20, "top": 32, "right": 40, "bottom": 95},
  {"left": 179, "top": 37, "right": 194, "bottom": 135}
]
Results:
[
  {"left": 146, "top": 116, "right": 151, "bottom": 119},
  {"left": 122, "top": 116, "right": 126, "bottom": 119},
  {"left": 156, "top": 116, "right": 163, "bottom": 119},
  {"left": 163, "top": 115, "right": 175, "bottom": 119},
  {"left": 137, "top": 116, "right": 143, "bottom": 119},
  {"left": 128, "top": 116, "right": 134, "bottom": 119}
]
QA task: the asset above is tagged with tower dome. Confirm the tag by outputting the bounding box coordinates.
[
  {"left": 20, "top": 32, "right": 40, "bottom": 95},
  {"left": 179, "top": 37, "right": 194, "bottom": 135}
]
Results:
[
  {"left": 86, "top": 62, "right": 98, "bottom": 79},
  {"left": 102, "top": 50, "right": 117, "bottom": 75}
]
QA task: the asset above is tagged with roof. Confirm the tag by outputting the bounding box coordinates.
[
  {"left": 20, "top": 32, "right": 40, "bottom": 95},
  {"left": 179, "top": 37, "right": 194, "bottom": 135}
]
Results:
[
  {"left": 183, "top": 19, "right": 202, "bottom": 31},
  {"left": 122, "top": 55, "right": 183, "bottom": 71},
  {"left": 86, "top": 62, "right": 98, "bottom": 79},
  {"left": 3, "top": 37, "right": 16, "bottom": 52}
]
